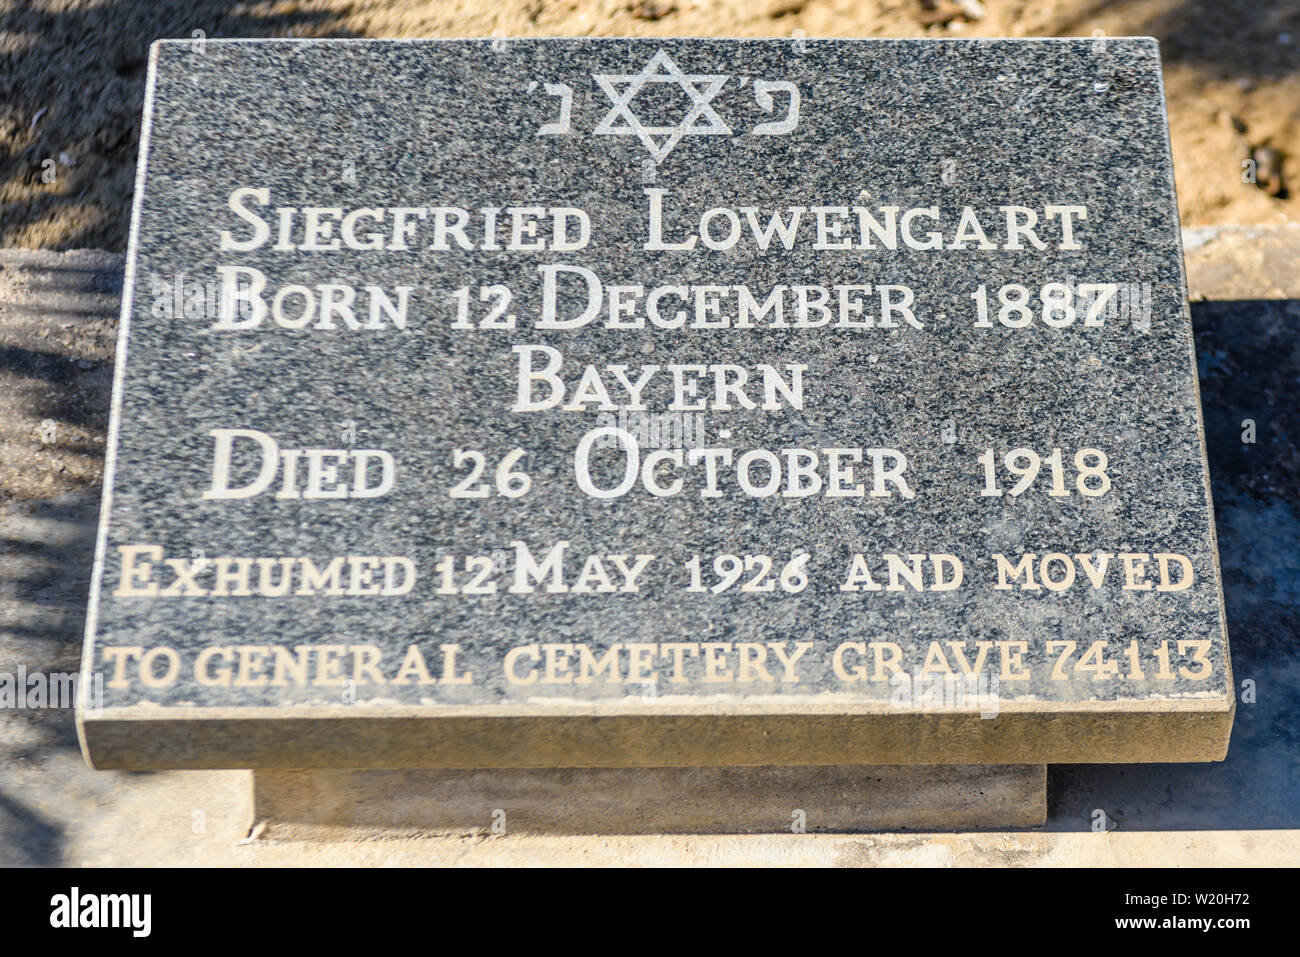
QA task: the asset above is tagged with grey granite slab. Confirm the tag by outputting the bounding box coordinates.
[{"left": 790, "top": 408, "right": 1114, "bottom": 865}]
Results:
[{"left": 77, "top": 37, "right": 1232, "bottom": 769}]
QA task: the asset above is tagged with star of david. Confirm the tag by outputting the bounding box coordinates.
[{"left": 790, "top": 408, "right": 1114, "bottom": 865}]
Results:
[{"left": 593, "top": 49, "right": 732, "bottom": 163}]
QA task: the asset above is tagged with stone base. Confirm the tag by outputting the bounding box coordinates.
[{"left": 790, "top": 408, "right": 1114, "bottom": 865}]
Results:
[{"left": 251, "top": 764, "right": 1046, "bottom": 840}]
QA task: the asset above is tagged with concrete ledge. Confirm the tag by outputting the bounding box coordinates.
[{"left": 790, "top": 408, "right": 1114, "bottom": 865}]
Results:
[{"left": 251, "top": 764, "right": 1047, "bottom": 839}]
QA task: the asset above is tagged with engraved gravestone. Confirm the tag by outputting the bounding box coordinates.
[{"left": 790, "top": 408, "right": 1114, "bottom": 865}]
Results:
[{"left": 78, "top": 37, "right": 1233, "bottom": 769}]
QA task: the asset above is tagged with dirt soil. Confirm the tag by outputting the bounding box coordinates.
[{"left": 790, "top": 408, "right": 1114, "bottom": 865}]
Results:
[{"left": 0, "top": 0, "right": 1297, "bottom": 250}]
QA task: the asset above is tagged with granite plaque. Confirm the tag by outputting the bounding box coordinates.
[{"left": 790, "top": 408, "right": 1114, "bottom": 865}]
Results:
[{"left": 78, "top": 37, "right": 1233, "bottom": 769}]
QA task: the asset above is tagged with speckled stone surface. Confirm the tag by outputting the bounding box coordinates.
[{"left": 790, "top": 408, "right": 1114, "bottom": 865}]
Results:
[{"left": 79, "top": 38, "right": 1232, "bottom": 769}]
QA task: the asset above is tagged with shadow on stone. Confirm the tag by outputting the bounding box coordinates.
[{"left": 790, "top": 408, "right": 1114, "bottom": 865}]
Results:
[{"left": 1047, "top": 296, "right": 1300, "bottom": 831}]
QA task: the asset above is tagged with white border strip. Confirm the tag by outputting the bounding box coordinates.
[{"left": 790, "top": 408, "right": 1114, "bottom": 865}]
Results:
[{"left": 76, "top": 41, "right": 162, "bottom": 768}]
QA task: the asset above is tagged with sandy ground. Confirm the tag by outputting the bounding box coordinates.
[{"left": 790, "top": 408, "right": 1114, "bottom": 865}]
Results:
[{"left": 1, "top": 0, "right": 1297, "bottom": 250}]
